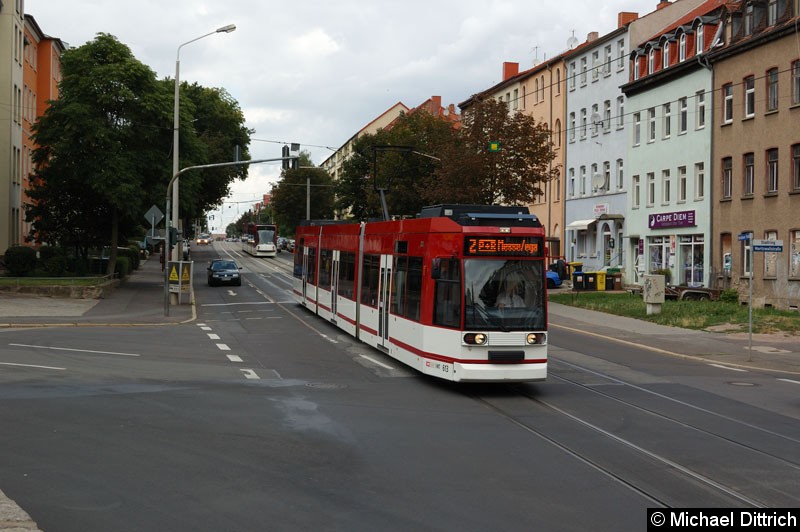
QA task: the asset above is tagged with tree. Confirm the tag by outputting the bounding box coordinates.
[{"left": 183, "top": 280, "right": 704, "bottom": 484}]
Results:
[
  {"left": 28, "top": 34, "right": 172, "bottom": 274},
  {"left": 271, "top": 151, "right": 335, "bottom": 234},
  {"left": 428, "top": 96, "right": 559, "bottom": 206}
]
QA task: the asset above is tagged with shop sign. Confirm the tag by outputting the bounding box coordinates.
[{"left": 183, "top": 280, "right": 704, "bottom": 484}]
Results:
[
  {"left": 649, "top": 210, "right": 696, "bottom": 229},
  {"left": 593, "top": 203, "right": 609, "bottom": 218}
]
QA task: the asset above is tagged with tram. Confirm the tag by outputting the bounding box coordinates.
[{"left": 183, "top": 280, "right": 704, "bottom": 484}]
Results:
[
  {"left": 292, "top": 205, "right": 548, "bottom": 382},
  {"left": 242, "top": 223, "right": 278, "bottom": 257}
]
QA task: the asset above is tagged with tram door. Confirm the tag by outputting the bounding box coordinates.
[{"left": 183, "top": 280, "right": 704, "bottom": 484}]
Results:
[
  {"left": 330, "top": 250, "right": 340, "bottom": 322},
  {"left": 377, "top": 254, "right": 393, "bottom": 350},
  {"left": 301, "top": 247, "right": 309, "bottom": 305}
]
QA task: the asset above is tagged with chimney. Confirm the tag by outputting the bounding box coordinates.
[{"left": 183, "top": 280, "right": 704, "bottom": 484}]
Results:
[
  {"left": 502, "top": 62, "right": 519, "bottom": 81},
  {"left": 618, "top": 12, "right": 639, "bottom": 28},
  {"left": 657, "top": 1, "right": 671, "bottom": 10},
  {"left": 587, "top": 31, "right": 599, "bottom": 42},
  {"left": 432, "top": 95, "right": 442, "bottom": 111}
]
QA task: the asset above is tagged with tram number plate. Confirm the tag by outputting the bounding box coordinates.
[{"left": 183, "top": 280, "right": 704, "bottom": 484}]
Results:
[
  {"left": 464, "top": 236, "right": 543, "bottom": 257},
  {"left": 426, "top": 360, "right": 450, "bottom": 374}
]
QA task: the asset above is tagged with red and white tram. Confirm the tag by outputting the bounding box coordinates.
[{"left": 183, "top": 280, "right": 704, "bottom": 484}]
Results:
[{"left": 292, "top": 205, "right": 548, "bottom": 382}]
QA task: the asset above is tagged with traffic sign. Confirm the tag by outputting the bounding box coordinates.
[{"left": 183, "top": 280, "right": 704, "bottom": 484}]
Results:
[
  {"left": 738, "top": 232, "right": 752, "bottom": 241},
  {"left": 752, "top": 239, "right": 783, "bottom": 253},
  {"left": 144, "top": 204, "right": 164, "bottom": 226}
]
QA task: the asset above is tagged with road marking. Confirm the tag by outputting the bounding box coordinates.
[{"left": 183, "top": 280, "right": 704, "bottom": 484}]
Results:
[
  {"left": 0, "top": 362, "right": 65, "bottom": 370},
  {"left": 200, "top": 326, "right": 212, "bottom": 331},
  {"left": 778, "top": 378, "right": 800, "bottom": 385},
  {"left": 240, "top": 368, "right": 259, "bottom": 379},
  {"left": 197, "top": 323, "right": 207, "bottom": 327},
  {"left": 360, "top": 354, "right": 394, "bottom": 370},
  {"left": 227, "top": 354, "right": 243, "bottom": 362},
  {"left": 201, "top": 302, "right": 273, "bottom": 307},
  {"left": 9, "top": 343, "right": 140, "bottom": 357},
  {"left": 709, "top": 363, "right": 748, "bottom": 372},
  {"left": 216, "top": 344, "right": 230, "bottom": 351},
  {"left": 227, "top": 290, "right": 237, "bottom": 296},
  {"left": 207, "top": 333, "right": 220, "bottom": 340}
]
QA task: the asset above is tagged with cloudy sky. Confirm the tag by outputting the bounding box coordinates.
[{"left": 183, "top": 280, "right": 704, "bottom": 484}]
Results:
[{"left": 27, "top": 0, "right": 662, "bottom": 232}]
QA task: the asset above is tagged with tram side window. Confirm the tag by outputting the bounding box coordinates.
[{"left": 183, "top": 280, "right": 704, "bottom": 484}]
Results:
[
  {"left": 433, "top": 258, "right": 461, "bottom": 328},
  {"left": 293, "top": 238, "right": 304, "bottom": 278},
  {"left": 392, "top": 256, "right": 422, "bottom": 322},
  {"left": 319, "top": 249, "right": 332, "bottom": 290},
  {"left": 361, "top": 254, "right": 379, "bottom": 307},
  {"left": 338, "top": 251, "right": 356, "bottom": 300},
  {"left": 307, "top": 247, "right": 317, "bottom": 285}
]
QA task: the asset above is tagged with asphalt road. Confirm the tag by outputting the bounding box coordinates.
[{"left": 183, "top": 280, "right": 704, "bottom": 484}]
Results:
[{"left": 1, "top": 242, "right": 798, "bottom": 531}]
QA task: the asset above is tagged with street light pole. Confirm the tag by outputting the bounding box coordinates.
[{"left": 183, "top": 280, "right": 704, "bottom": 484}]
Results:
[{"left": 172, "top": 24, "right": 236, "bottom": 249}]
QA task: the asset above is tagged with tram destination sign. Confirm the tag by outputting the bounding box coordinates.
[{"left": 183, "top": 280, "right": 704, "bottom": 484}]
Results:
[{"left": 464, "top": 236, "right": 543, "bottom": 257}]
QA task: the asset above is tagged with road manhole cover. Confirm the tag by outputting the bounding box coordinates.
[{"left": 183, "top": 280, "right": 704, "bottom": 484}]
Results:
[{"left": 727, "top": 381, "right": 758, "bottom": 387}]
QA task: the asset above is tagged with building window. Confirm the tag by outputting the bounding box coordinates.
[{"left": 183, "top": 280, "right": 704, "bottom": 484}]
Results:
[
  {"left": 648, "top": 107, "right": 656, "bottom": 142},
  {"left": 662, "top": 169, "right": 671, "bottom": 204},
  {"left": 633, "top": 112, "right": 641, "bottom": 146},
  {"left": 634, "top": 57, "right": 641, "bottom": 80},
  {"left": 540, "top": 75, "right": 545, "bottom": 101},
  {"left": 591, "top": 163, "right": 599, "bottom": 193},
  {"left": 603, "top": 161, "right": 611, "bottom": 191},
  {"left": 569, "top": 168, "right": 575, "bottom": 197},
  {"left": 764, "top": 230, "right": 778, "bottom": 278},
  {"left": 678, "top": 165, "right": 687, "bottom": 202},
  {"left": 793, "top": 61, "right": 800, "bottom": 105},
  {"left": 633, "top": 175, "right": 641, "bottom": 208},
  {"left": 790, "top": 230, "right": 800, "bottom": 278},
  {"left": 556, "top": 69, "right": 561, "bottom": 94},
  {"left": 793, "top": 144, "right": 800, "bottom": 191},
  {"left": 616, "top": 159, "right": 624, "bottom": 190},
  {"left": 580, "top": 108, "right": 587, "bottom": 139},
  {"left": 591, "top": 104, "right": 600, "bottom": 136},
  {"left": 767, "top": 148, "right": 779, "bottom": 192},
  {"left": 679, "top": 34, "right": 687, "bottom": 62},
  {"left": 663, "top": 102, "right": 671, "bottom": 138},
  {"left": 696, "top": 23, "right": 704, "bottom": 54},
  {"left": 723, "top": 83, "right": 733, "bottom": 123},
  {"left": 744, "top": 76, "right": 755, "bottom": 118},
  {"left": 695, "top": 162, "right": 705, "bottom": 200},
  {"left": 696, "top": 91, "right": 706, "bottom": 129},
  {"left": 581, "top": 57, "right": 587, "bottom": 85},
  {"left": 722, "top": 157, "right": 733, "bottom": 199},
  {"left": 679, "top": 97, "right": 688, "bottom": 134},
  {"left": 592, "top": 51, "right": 600, "bottom": 81},
  {"left": 767, "top": 68, "right": 779, "bottom": 112},
  {"left": 745, "top": 5, "right": 754, "bottom": 35},
  {"left": 617, "top": 39, "right": 625, "bottom": 71},
  {"left": 647, "top": 172, "right": 655, "bottom": 206},
  {"left": 617, "top": 96, "right": 625, "bottom": 129},
  {"left": 604, "top": 45, "right": 611, "bottom": 75},
  {"left": 580, "top": 166, "right": 586, "bottom": 196},
  {"left": 663, "top": 41, "right": 670, "bottom": 69},
  {"left": 570, "top": 61, "right": 576, "bottom": 90},
  {"left": 648, "top": 49, "right": 655, "bottom": 74},
  {"left": 768, "top": 0, "right": 778, "bottom": 25},
  {"left": 569, "top": 112, "right": 576, "bottom": 142},
  {"left": 744, "top": 152, "right": 755, "bottom": 196},
  {"left": 603, "top": 100, "right": 611, "bottom": 132}
]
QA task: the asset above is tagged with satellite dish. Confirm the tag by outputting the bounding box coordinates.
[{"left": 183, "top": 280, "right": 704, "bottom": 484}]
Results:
[
  {"left": 591, "top": 112, "right": 603, "bottom": 125},
  {"left": 592, "top": 173, "right": 605, "bottom": 191},
  {"left": 566, "top": 35, "right": 579, "bottom": 49}
]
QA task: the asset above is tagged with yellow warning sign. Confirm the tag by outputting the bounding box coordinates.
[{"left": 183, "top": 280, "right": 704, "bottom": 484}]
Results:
[
  {"left": 181, "top": 264, "right": 190, "bottom": 281},
  {"left": 169, "top": 265, "right": 179, "bottom": 281}
]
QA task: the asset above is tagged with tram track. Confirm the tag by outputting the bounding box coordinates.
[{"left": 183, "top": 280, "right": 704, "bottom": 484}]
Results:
[{"left": 467, "top": 353, "right": 800, "bottom": 509}]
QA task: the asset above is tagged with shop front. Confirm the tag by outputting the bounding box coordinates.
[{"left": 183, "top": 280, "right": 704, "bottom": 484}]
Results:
[{"left": 633, "top": 209, "right": 708, "bottom": 287}]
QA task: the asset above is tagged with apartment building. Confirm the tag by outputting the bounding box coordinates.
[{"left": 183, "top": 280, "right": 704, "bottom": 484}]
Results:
[{"left": 709, "top": 0, "right": 800, "bottom": 309}]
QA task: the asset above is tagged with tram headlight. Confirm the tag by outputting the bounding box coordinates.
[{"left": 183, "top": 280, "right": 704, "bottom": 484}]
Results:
[
  {"left": 526, "top": 333, "right": 547, "bottom": 345},
  {"left": 464, "top": 333, "right": 487, "bottom": 345}
]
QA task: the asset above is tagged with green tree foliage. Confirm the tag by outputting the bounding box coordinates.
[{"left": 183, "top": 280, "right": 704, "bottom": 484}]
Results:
[
  {"left": 430, "top": 96, "right": 559, "bottom": 206},
  {"left": 271, "top": 151, "right": 335, "bottom": 234},
  {"left": 26, "top": 34, "right": 250, "bottom": 274}
]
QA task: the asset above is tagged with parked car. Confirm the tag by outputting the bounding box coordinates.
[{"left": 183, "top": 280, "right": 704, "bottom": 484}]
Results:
[
  {"left": 285, "top": 239, "right": 295, "bottom": 252},
  {"left": 546, "top": 270, "right": 562, "bottom": 289},
  {"left": 207, "top": 259, "right": 242, "bottom": 287}
]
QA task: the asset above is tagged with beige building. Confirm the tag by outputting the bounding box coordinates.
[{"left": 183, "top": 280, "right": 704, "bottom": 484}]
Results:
[{"left": 709, "top": 0, "right": 800, "bottom": 309}]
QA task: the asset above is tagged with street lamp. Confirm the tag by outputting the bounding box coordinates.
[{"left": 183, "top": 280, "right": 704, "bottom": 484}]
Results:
[{"left": 172, "top": 24, "right": 236, "bottom": 244}]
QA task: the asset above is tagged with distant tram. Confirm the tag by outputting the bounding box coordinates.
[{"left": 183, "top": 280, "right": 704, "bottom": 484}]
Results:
[
  {"left": 293, "top": 205, "right": 549, "bottom": 382},
  {"left": 242, "top": 223, "right": 278, "bottom": 257}
]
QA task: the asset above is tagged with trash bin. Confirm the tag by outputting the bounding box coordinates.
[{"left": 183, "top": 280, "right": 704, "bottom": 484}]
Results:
[
  {"left": 595, "top": 271, "right": 606, "bottom": 291},
  {"left": 568, "top": 262, "right": 583, "bottom": 276},
  {"left": 572, "top": 272, "right": 586, "bottom": 290},
  {"left": 613, "top": 273, "right": 623, "bottom": 290},
  {"left": 584, "top": 272, "right": 597, "bottom": 290}
]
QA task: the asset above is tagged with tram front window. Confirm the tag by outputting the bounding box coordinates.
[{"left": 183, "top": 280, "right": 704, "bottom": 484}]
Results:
[{"left": 464, "top": 259, "right": 545, "bottom": 331}]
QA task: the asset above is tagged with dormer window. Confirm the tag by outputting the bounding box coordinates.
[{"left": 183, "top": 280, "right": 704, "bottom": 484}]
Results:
[
  {"left": 767, "top": 0, "right": 778, "bottom": 25},
  {"left": 663, "top": 42, "right": 670, "bottom": 68},
  {"left": 696, "top": 23, "right": 704, "bottom": 53},
  {"left": 648, "top": 49, "right": 655, "bottom": 74},
  {"left": 634, "top": 57, "right": 641, "bottom": 80},
  {"left": 679, "top": 34, "right": 686, "bottom": 61}
]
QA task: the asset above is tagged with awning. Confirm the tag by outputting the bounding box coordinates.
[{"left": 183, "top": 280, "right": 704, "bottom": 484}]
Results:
[{"left": 566, "top": 219, "right": 597, "bottom": 231}]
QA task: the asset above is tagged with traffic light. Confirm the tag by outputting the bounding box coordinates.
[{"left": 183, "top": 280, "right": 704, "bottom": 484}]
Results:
[
  {"left": 168, "top": 227, "right": 178, "bottom": 246},
  {"left": 282, "top": 145, "right": 290, "bottom": 169}
]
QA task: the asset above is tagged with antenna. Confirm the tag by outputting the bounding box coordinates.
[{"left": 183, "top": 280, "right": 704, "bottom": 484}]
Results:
[{"left": 566, "top": 30, "right": 578, "bottom": 50}]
